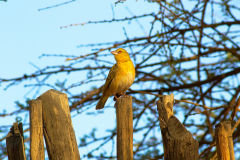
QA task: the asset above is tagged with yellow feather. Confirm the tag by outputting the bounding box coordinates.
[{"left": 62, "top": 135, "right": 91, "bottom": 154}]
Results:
[{"left": 96, "top": 48, "right": 135, "bottom": 110}]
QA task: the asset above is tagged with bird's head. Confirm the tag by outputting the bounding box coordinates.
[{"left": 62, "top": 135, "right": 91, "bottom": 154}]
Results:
[{"left": 111, "top": 48, "right": 131, "bottom": 63}]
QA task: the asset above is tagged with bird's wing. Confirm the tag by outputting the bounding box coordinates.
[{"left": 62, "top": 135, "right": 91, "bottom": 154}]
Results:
[{"left": 103, "top": 64, "right": 117, "bottom": 92}]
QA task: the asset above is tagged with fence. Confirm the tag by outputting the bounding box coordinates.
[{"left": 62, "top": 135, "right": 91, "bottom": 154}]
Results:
[{"left": 5, "top": 89, "right": 235, "bottom": 160}]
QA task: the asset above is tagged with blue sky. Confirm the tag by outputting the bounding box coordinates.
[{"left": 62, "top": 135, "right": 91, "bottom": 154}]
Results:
[
  {"left": 0, "top": 0, "right": 159, "bottom": 158},
  {"left": 0, "top": 0, "right": 156, "bottom": 113}
]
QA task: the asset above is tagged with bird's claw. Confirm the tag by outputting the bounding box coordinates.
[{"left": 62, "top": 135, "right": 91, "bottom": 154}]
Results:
[{"left": 113, "top": 93, "right": 122, "bottom": 101}]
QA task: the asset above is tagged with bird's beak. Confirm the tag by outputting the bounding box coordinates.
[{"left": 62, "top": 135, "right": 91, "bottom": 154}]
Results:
[{"left": 111, "top": 50, "right": 118, "bottom": 55}]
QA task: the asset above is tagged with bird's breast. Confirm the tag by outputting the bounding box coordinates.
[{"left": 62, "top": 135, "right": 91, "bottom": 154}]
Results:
[
  {"left": 117, "top": 61, "right": 135, "bottom": 79},
  {"left": 114, "top": 61, "right": 135, "bottom": 92}
]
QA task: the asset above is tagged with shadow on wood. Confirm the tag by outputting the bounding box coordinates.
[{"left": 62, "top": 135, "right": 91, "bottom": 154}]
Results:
[
  {"left": 157, "top": 94, "right": 199, "bottom": 160},
  {"left": 6, "top": 122, "right": 26, "bottom": 160}
]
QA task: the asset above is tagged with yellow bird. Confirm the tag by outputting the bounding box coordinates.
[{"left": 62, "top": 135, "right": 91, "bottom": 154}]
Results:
[{"left": 96, "top": 48, "right": 135, "bottom": 110}]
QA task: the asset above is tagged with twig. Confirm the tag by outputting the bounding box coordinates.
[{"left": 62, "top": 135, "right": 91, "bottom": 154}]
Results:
[
  {"left": 232, "top": 118, "right": 240, "bottom": 134},
  {"left": 38, "top": 0, "right": 76, "bottom": 11},
  {"left": 175, "top": 99, "right": 225, "bottom": 110}
]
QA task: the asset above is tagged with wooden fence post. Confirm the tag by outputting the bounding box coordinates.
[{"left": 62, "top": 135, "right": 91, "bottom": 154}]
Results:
[
  {"left": 157, "top": 94, "right": 199, "bottom": 160},
  {"left": 6, "top": 122, "right": 26, "bottom": 160},
  {"left": 116, "top": 95, "right": 133, "bottom": 160},
  {"left": 215, "top": 121, "right": 235, "bottom": 160},
  {"left": 38, "top": 89, "right": 80, "bottom": 160},
  {"left": 29, "top": 99, "right": 45, "bottom": 160}
]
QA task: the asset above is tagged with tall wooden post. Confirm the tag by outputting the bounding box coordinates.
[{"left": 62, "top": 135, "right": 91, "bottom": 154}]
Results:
[
  {"left": 116, "top": 95, "right": 133, "bottom": 160},
  {"left": 215, "top": 121, "right": 235, "bottom": 160},
  {"left": 6, "top": 122, "right": 26, "bottom": 160},
  {"left": 38, "top": 89, "right": 80, "bottom": 160},
  {"left": 157, "top": 94, "right": 199, "bottom": 160},
  {"left": 29, "top": 99, "right": 45, "bottom": 160}
]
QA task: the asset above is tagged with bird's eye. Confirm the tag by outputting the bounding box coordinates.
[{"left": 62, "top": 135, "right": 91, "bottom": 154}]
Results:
[{"left": 118, "top": 51, "right": 122, "bottom": 53}]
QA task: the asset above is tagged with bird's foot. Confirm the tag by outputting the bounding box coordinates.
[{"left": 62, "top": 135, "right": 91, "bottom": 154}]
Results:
[{"left": 113, "top": 93, "right": 122, "bottom": 101}]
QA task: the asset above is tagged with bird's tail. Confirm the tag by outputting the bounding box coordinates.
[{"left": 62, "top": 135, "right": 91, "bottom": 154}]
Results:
[{"left": 96, "top": 95, "right": 109, "bottom": 110}]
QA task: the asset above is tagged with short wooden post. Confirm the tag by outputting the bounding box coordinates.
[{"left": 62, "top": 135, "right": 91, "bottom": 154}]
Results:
[
  {"left": 29, "top": 99, "right": 45, "bottom": 160},
  {"left": 157, "top": 94, "right": 199, "bottom": 160},
  {"left": 6, "top": 122, "right": 26, "bottom": 160},
  {"left": 116, "top": 95, "right": 133, "bottom": 160},
  {"left": 38, "top": 89, "right": 80, "bottom": 160},
  {"left": 215, "top": 121, "right": 235, "bottom": 160}
]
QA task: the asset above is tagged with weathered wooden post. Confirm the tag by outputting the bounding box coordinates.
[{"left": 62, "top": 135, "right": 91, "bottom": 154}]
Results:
[
  {"left": 29, "top": 99, "right": 45, "bottom": 160},
  {"left": 6, "top": 122, "right": 26, "bottom": 160},
  {"left": 157, "top": 94, "right": 199, "bottom": 160},
  {"left": 38, "top": 89, "right": 80, "bottom": 160},
  {"left": 116, "top": 95, "right": 133, "bottom": 160},
  {"left": 215, "top": 121, "right": 235, "bottom": 160}
]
